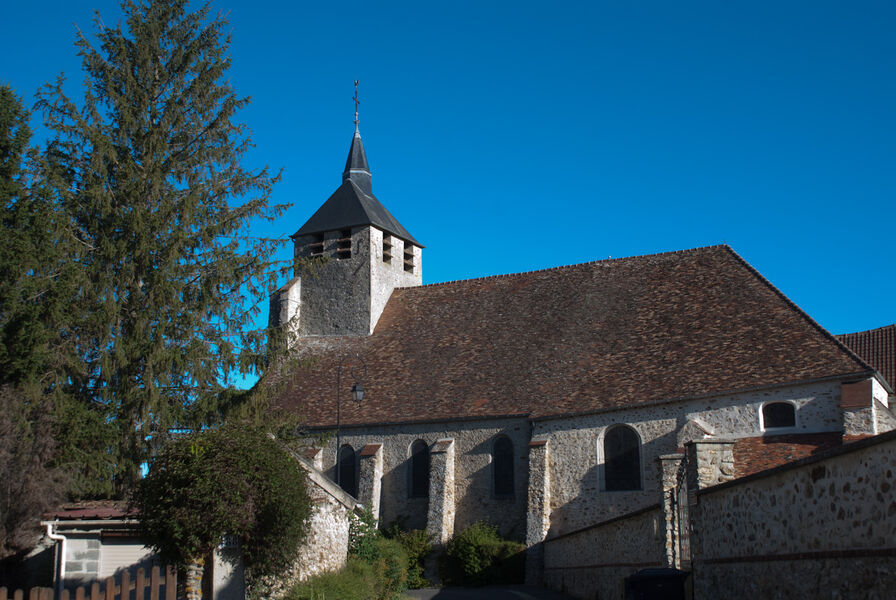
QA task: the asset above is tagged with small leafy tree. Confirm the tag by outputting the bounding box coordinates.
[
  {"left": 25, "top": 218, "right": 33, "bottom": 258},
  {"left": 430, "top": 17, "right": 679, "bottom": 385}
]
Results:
[{"left": 133, "top": 425, "right": 311, "bottom": 580}]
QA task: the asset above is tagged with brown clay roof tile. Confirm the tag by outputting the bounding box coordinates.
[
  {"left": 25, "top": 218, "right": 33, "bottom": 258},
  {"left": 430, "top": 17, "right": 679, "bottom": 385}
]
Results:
[
  {"left": 273, "top": 245, "right": 870, "bottom": 427},
  {"left": 837, "top": 323, "right": 896, "bottom": 390}
]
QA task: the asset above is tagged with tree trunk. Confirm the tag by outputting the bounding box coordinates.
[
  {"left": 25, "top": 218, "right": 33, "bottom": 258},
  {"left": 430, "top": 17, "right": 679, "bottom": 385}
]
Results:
[{"left": 184, "top": 556, "right": 204, "bottom": 600}]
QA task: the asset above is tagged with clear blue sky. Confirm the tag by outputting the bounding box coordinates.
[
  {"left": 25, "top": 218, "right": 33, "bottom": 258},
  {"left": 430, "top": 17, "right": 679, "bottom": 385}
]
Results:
[{"left": 2, "top": 0, "right": 894, "bottom": 339}]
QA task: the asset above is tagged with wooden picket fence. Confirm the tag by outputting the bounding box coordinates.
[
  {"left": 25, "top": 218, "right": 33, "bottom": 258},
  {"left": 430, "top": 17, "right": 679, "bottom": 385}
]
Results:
[{"left": 0, "top": 565, "right": 176, "bottom": 600}]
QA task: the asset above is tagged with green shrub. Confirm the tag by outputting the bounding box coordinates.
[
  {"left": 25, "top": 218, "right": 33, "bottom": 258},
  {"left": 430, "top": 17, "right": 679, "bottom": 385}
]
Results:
[
  {"left": 383, "top": 525, "right": 432, "bottom": 588},
  {"left": 344, "top": 509, "right": 410, "bottom": 599},
  {"left": 284, "top": 558, "right": 377, "bottom": 600},
  {"left": 438, "top": 522, "right": 526, "bottom": 587},
  {"left": 348, "top": 508, "right": 380, "bottom": 562},
  {"left": 369, "top": 537, "right": 409, "bottom": 600}
]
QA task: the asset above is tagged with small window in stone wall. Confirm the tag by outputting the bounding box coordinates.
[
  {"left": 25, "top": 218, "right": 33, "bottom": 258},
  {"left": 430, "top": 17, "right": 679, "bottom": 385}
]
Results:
[
  {"left": 604, "top": 425, "right": 641, "bottom": 491},
  {"left": 336, "top": 229, "right": 352, "bottom": 260},
  {"left": 493, "top": 436, "right": 514, "bottom": 497},
  {"left": 409, "top": 439, "right": 430, "bottom": 498},
  {"left": 308, "top": 233, "right": 325, "bottom": 257},
  {"left": 338, "top": 444, "right": 358, "bottom": 497},
  {"left": 762, "top": 402, "right": 796, "bottom": 430},
  {"left": 383, "top": 237, "right": 392, "bottom": 263}
]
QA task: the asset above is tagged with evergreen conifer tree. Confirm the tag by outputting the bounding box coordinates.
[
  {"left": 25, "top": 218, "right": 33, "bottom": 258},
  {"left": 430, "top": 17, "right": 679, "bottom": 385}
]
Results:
[{"left": 35, "top": 0, "right": 289, "bottom": 491}]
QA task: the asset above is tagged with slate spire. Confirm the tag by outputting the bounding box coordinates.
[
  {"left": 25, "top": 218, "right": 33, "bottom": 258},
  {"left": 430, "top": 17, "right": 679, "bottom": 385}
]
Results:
[
  {"left": 291, "top": 83, "right": 421, "bottom": 246},
  {"left": 343, "top": 81, "right": 372, "bottom": 194}
]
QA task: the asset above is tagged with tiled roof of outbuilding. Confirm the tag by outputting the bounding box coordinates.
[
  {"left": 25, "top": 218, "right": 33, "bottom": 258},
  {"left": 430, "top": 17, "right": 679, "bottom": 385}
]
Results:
[
  {"left": 733, "top": 432, "right": 845, "bottom": 478},
  {"left": 837, "top": 323, "right": 896, "bottom": 390},
  {"left": 273, "top": 245, "right": 871, "bottom": 427},
  {"left": 45, "top": 500, "right": 134, "bottom": 520}
]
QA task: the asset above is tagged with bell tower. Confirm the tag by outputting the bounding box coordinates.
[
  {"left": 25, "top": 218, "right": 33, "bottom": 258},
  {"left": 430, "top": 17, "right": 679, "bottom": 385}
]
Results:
[{"left": 270, "top": 84, "right": 422, "bottom": 338}]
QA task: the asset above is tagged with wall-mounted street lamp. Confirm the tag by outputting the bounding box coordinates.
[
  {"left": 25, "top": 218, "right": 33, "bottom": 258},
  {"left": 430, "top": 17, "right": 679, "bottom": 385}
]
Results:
[{"left": 336, "top": 357, "right": 366, "bottom": 491}]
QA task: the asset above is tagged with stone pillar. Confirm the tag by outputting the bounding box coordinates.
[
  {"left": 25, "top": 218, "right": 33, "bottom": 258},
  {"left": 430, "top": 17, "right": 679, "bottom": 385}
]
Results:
[
  {"left": 841, "top": 379, "right": 876, "bottom": 436},
  {"left": 358, "top": 443, "right": 384, "bottom": 521},
  {"left": 684, "top": 440, "right": 735, "bottom": 572},
  {"left": 657, "top": 453, "right": 685, "bottom": 568},
  {"left": 427, "top": 438, "right": 456, "bottom": 546},
  {"left": 685, "top": 440, "right": 735, "bottom": 492},
  {"left": 525, "top": 439, "right": 551, "bottom": 586}
]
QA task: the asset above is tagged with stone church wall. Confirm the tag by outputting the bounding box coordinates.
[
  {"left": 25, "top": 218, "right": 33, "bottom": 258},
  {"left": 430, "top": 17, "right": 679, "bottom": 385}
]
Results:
[
  {"left": 690, "top": 429, "right": 896, "bottom": 600},
  {"left": 533, "top": 379, "right": 845, "bottom": 534},
  {"left": 319, "top": 378, "right": 869, "bottom": 544},
  {"left": 542, "top": 504, "right": 664, "bottom": 600},
  {"left": 329, "top": 417, "right": 530, "bottom": 539}
]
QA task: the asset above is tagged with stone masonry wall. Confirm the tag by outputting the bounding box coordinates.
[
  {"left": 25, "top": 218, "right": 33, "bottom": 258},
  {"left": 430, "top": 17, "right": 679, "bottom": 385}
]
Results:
[
  {"left": 293, "top": 227, "right": 373, "bottom": 336},
  {"left": 872, "top": 377, "right": 896, "bottom": 433},
  {"left": 876, "top": 398, "right": 896, "bottom": 433},
  {"left": 323, "top": 418, "right": 529, "bottom": 539},
  {"left": 256, "top": 452, "right": 357, "bottom": 599},
  {"left": 368, "top": 228, "right": 421, "bottom": 334},
  {"left": 690, "top": 430, "right": 896, "bottom": 599},
  {"left": 542, "top": 505, "right": 664, "bottom": 600},
  {"left": 533, "top": 379, "right": 846, "bottom": 535}
]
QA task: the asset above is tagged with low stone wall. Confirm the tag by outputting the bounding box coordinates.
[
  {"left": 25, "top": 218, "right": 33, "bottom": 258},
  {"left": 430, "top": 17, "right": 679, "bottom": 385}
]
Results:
[
  {"left": 691, "top": 429, "right": 896, "bottom": 599},
  {"left": 542, "top": 504, "right": 664, "bottom": 600},
  {"left": 257, "top": 447, "right": 358, "bottom": 599}
]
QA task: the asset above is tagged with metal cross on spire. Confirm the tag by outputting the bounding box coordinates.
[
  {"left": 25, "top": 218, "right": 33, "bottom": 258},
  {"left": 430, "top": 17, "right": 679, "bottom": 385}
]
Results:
[{"left": 353, "top": 80, "right": 360, "bottom": 131}]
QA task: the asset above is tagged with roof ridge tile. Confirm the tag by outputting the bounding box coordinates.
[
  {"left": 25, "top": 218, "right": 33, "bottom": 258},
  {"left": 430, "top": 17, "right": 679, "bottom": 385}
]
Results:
[{"left": 406, "top": 244, "right": 730, "bottom": 290}]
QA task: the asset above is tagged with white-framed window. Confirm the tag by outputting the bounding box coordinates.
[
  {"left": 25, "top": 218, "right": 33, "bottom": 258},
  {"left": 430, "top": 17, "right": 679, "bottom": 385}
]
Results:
[{"left": 760, "top": 401, "right": 797, "bottom": 431}]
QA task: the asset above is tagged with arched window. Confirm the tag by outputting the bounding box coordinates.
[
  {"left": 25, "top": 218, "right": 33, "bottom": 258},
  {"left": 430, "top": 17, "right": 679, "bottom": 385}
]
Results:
[
  {"left": 493, "top": 436, "right": 514, "bottom": 497},
  {"left": 604, "top": 426, "right": 641, "bottom": 491},
  {"left": 762, "top": 402, "right": 796, "bottom": 430},
  {"left": 338, "top": 444, "right": 357, "bottom": 497},
  {"left": 409, "top": 440, "right": 430, "bottom": 498}
]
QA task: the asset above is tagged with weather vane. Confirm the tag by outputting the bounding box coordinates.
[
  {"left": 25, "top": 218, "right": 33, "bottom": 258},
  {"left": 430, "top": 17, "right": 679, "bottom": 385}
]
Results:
[{"left": 353, "top": 80, "right": 360, "bottom": 130}]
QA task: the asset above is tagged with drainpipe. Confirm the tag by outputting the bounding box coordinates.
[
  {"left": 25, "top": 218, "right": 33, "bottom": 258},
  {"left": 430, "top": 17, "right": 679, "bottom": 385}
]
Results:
[{"left": 45, "top": 521, "right": 67, "bottom": 598}]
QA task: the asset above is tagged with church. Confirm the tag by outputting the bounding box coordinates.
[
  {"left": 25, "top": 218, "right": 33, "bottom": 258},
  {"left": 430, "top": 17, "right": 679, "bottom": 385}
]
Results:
[{"left": 268, "top": 115, "right": 895, "bottom": 592}]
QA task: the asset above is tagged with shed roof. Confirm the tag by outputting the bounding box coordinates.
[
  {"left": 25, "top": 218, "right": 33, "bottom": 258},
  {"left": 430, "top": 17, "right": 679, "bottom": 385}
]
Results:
[{"left": 273, "top": 245, "right": 870, "bottom": 427}]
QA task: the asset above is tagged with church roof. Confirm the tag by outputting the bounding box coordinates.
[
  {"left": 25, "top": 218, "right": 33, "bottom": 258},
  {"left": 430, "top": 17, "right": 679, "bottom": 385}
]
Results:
[
  {"left": 837, "top": 323, "right": 896, "bottom": 390},
  {"left": 292, "top": 130, "right": 422, "bottom": 246},
  {"left": 272, "top": 245, "right": 872, "bottom": 427}
]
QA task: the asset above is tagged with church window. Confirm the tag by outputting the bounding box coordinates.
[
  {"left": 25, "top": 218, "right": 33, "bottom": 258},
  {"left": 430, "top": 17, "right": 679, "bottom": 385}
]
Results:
[
  {"left": 761, "top": 402, "right": 796, "bottom": 430},
  {"left": 493, "top": 436, "right": 514, "bottom": 497},
  {"left": 409, "top": 440, "right": 430, "bottom": 498},
  {"left": 338, "top": 444, "right": 358, "bottom": 497},
  {"left": 604, "top": 425, "right": 642, "bottom": 491},
  {"left": 336, "top": 229, "right": 352, "bottom": 259},
  {"left": 403, "top": 243, "right": 415, "bottom": 273}
]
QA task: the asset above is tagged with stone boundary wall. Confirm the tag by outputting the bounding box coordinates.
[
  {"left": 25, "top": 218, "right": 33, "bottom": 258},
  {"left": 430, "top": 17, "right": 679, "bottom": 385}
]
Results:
[
  {"left": 542, "top": 504, "right": 664, "bottom": 600},
  {"left": 690, "top": 429, "right": 896, "bottom": 599},
  {"left": 257, "top": 443, "right": 360, "bottom": 599}
]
